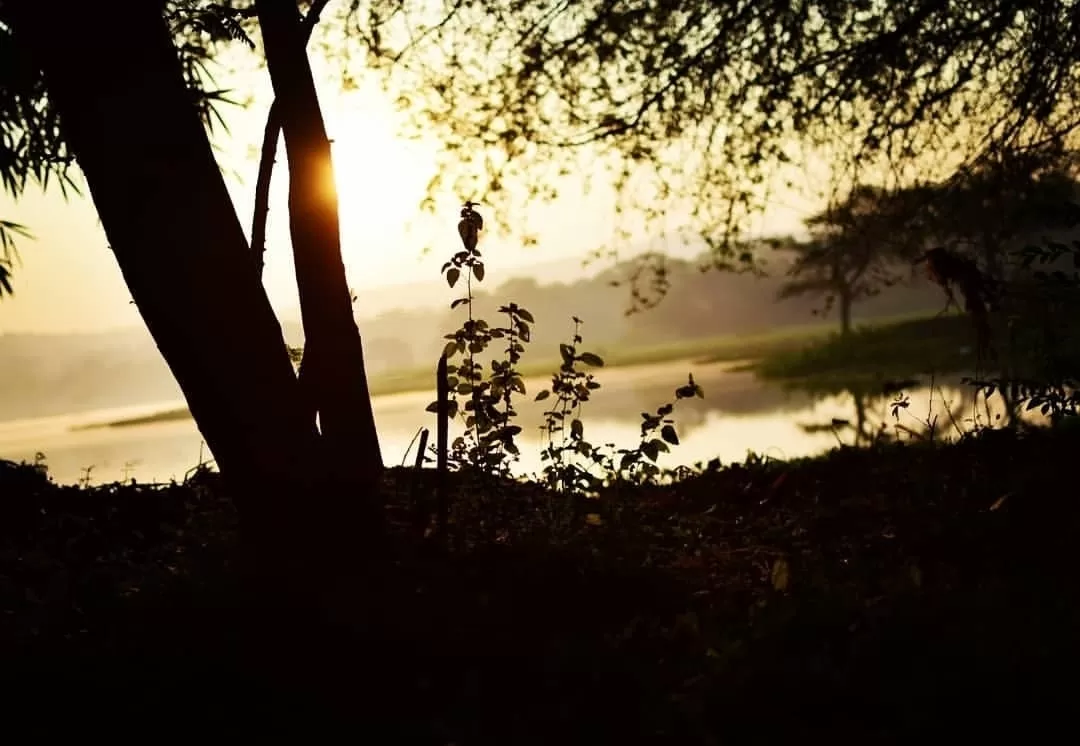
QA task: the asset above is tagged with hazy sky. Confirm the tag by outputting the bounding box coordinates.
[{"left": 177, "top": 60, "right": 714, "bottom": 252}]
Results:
[{"left": 0, "top": 40, "right": 812, "bottom": 335}]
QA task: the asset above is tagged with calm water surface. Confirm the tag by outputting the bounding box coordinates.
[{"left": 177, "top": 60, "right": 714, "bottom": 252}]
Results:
[{"left": 0, "top": 360, "right": 998, "bottom": 486}]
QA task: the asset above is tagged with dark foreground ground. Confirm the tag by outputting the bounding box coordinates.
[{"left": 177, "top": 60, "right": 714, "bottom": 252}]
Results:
[{"left": 3, "top": 425, "right": 1080, "bottom": 742}]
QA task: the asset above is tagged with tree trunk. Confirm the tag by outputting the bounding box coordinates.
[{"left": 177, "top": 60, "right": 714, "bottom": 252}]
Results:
[
  {"left": 5, "top": 0, "right": 370, "bottom": 578},
  {"left": 838, "top": 289, "right": 853, "bottom": 336},
  {"left": 250, "top": 0, "right": 331, "bottom": 279},
  {"left": 255, "top": 0, "right": 383, "bottom": 489}
]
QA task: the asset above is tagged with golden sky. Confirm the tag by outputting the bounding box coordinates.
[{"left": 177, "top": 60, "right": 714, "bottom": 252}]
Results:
[{"left": 0, "top": 48, "right": 811, "bottom": 335}]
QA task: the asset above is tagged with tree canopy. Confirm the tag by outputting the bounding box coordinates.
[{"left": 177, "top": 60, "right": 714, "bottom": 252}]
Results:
[
  {"left": 337, "top": 0, "right": 1080, "bottom": 262},
  {"left": 0, "top": 1, "right": 255, "bottom": 197},
  {"left": 6, "top": 1, "right": 1080, "bottom": 295},
  {"left": 895, "top": 144, "right": 1080, "bottom": 276}
]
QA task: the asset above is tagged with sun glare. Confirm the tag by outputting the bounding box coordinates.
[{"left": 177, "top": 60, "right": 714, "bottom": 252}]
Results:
[{"left": 328, "top": 114, "right": 432, "bottom": 243}]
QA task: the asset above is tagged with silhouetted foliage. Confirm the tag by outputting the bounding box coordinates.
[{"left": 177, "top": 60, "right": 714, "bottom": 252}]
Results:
[
  {"left": 341, "top": 0, "right": 1080, "bottom": 273},
  {"left": 897, "top": 145, "right": 1080, "bottom": 279},
  {"left": 0, "top": 0, "right": 255, "bottom": 193},
  {"left": 0, "top": 218, "right": 30, "bottom": 297},
  {"left": 0, "top": 0, "right": 259, "bottom": 287},
  {"left": 7, "top": 418, "right": 1080, "bottom": 740}
]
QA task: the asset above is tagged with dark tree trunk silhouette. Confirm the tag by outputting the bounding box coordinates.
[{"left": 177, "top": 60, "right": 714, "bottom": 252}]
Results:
[
  {"left": 6, "top": 0, "right": 380, "bottom": 580},
  {"left": 255, "top": 0, "right": 383, "bottom": 491},
  {"left": 250, "top": 0, "right": 331, "bottom": 279}
]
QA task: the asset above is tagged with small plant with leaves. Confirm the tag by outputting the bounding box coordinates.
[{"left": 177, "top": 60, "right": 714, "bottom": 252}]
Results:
[
  {"left": 611, "top": 374, "right": 704, "bottom": 485},
  {"left": 533, "top": 317, "right": 607, "bottom": 495},
  {"left": 531, "top": 321, "right": 704, "bottom": 494},
  {"left": 426, "top": 202, "right": 534, "bottom": 476},
  {"left": 485, "top": 301, "right": 533, "bottom": 463},
  {"left": 424, "top": 203, "right": 703, "bottom": 542}
]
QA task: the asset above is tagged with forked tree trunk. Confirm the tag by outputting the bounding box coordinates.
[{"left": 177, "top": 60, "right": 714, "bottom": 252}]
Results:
[
  {"left": 255, "top": 0, "right": 383, "bottom": 489},
  {"left": 5, "top": 0, "right": 374, "bottom": 576},
  {"left": 250, "top": 0, "right": 331, "bottom": 279}
]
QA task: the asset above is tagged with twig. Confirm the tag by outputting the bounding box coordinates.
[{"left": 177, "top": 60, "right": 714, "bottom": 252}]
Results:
[
  {"left": 435, "top": 353, "right": 450, "bottom": 539},
  {"left": 410, "top": 428, "right": 430, "bottom": 536}
]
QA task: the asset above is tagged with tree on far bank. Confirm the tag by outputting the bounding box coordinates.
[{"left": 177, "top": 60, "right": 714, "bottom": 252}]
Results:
[{"left": 776, "top": 186, "right": 914, "bottom": 335}]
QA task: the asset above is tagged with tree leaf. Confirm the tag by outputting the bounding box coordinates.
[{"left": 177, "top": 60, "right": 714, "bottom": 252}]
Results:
[
  {"left": 473, "top": 262, "right": 485, "bottom": 282},
  {"left": 660, "top": 424, "right": 679, "bottom": 445},
  {"left": 446, "top": 267, "right": 461, "bottom": 287},
  {"left": 579, "top": 352, "right": 604, "bottom": 367}
]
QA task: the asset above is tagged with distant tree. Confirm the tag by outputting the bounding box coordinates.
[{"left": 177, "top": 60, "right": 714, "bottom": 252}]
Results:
[
  {"left": 779, "top": 154, "right": 1080, "bottom": 337},
  {"left": 777, "top": 186, "right": 913, "bottom": 335}
]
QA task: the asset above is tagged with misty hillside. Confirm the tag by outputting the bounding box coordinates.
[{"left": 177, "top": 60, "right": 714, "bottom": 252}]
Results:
[
  {"left": 0, "top": 251, "right": 951, "bottom": 423},
  {"left": 352, "top": 255, "right": 948, "bottom": 371}
]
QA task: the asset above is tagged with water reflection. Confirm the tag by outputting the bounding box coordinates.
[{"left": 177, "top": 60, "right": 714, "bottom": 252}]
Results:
[
  {"left": 0, "top": 360, "right": 1038, "bottom": 486},
  {"left": 788, "top": 375, "right": 1049, "bottom": 449}
]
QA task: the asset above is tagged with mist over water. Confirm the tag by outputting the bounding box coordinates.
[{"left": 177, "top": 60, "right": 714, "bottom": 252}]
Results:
[{"left": 0, "top": 360, "right": 1004, "bottom": 486}]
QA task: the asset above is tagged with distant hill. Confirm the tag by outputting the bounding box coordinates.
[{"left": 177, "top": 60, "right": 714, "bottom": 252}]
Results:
[{"left": 277, "top": 254, "right": 616, "bottom": 323}]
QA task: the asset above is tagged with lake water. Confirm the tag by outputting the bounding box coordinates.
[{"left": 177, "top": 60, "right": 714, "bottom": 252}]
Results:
[{"left": 0, "top": 360, "right": 1000, "bottom": 486}]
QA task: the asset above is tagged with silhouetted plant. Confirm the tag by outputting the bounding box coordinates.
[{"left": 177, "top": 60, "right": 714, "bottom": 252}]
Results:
[
  {"left": 534, "top": 316, "right": 606, "bottom": 494},
  {"left": 531, "top": 320, "right": 703, "bottom": 493},
  {"left": 423, "top": 203, "right": 703, "bottom": 520},
  {"left": 426, "top": 202, "right": 532, "bottom": 477},
  {"left": 611, "top": 375, "right": 704, "bottom": 485}
]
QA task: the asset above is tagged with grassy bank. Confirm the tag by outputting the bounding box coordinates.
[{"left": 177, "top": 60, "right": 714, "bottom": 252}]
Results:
[
  {"left": 748, "top": 312, "right": 981, "bottom": 392},
  {"left": 4, "top": 425, "right": 1080, "bottom": 739},
  {"left": 364, "top": 317, "right": 869, "bottom": 396}
]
